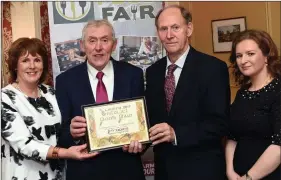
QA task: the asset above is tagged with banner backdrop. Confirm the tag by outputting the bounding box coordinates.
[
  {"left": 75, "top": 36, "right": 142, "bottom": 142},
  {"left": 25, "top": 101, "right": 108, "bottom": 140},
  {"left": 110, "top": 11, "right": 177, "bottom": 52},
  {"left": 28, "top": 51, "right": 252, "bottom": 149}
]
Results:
[{"left": 48, "top": 2, "right": 164, "bottom": 180}]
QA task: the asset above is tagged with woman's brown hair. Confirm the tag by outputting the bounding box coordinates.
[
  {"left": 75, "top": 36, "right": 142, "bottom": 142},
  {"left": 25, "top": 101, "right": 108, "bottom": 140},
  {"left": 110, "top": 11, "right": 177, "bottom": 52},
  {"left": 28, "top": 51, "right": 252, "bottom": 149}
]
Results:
[
  {"left": 8, "top": 37, "right": 49, "bottom": 84},
  {"left": 229, "top": 29, "right": 281, "bottom": 86}
]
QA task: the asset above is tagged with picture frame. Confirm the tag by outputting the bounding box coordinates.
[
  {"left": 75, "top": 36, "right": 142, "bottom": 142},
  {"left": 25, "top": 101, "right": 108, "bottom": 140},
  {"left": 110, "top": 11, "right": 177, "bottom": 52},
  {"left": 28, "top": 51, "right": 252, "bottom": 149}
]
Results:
[{"left": 211, "top": 17, "right": 247, "bottom": 53}]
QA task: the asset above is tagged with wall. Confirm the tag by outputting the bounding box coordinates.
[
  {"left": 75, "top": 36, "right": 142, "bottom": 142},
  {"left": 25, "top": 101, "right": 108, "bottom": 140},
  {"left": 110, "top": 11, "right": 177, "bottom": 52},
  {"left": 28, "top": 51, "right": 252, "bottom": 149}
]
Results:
[
  {"left": 9, "top": 1, "right": 180, "bottom": 40},
  {"left": 180, "top": 2, "right": 280, "bottom": 102},
  {"left": 268, "top": 2, "right": 280, "bottom": 54},
  {"left": 10, "top": 2, "right": 41, "bottom": 41},
  {"left": 165, "top": 1, "right": 179, "bottom": 6}
]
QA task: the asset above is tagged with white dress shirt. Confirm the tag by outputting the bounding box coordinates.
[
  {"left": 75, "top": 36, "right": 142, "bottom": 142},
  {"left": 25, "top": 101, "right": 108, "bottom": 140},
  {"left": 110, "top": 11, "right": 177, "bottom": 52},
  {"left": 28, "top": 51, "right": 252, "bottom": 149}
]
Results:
[
  {"left": 166, "top": 45, "right": 190, "bottom": 86},
  {"left": 165, "top": 46, "right": 190, "bottom": 145},
  {"left": 87, "top": 61, "right": 114, "bottom": 101},
  {"left": 73, "top": 61, "right": 114, "bottom": 145}
]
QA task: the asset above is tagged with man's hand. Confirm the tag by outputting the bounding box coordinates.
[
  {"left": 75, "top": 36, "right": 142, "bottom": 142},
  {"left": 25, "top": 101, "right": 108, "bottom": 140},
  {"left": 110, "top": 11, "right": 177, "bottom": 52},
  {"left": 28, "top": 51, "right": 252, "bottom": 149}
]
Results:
[
  {"left": 70, "top": 116, "right": 87, "bottom": 138},
  {"left": 122, "top": 140, "right": 144, "bottom": 153},
  {"left": 149, "top": 123, "right": 175, "bottom": 145}
]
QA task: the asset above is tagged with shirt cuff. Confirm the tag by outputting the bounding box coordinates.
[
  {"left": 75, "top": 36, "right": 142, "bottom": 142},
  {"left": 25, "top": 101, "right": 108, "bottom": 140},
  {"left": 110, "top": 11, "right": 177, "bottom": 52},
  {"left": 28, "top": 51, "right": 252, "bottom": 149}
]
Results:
[
  {"left": 172, "top": 133, "right": 177, "bottom": 146},
  {"left": 40, "top": 144, "right": 52, "bottom": 161}
]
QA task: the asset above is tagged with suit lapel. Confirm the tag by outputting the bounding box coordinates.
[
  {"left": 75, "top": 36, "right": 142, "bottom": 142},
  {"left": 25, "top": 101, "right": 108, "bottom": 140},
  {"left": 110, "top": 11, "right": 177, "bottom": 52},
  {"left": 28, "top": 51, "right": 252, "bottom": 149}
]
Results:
[
  {"left": 112, "top": 60, "right": 125, "bottom": 101},
  {"left": 79, "top": 62, "right": 96, "bottom": 104},
  {"left": 155, "top": 59, "right": 169, "bottom": 117},
  {"left": 169, "top": 47, "right": 197, "bottom": 117}
]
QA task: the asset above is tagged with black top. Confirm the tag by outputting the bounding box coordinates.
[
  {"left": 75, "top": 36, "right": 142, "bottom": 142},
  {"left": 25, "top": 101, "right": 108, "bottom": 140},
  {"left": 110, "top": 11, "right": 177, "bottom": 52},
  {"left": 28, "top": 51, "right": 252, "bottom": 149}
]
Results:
[{"left": 229, "top": 77, "right": 281, "bottom": 179}]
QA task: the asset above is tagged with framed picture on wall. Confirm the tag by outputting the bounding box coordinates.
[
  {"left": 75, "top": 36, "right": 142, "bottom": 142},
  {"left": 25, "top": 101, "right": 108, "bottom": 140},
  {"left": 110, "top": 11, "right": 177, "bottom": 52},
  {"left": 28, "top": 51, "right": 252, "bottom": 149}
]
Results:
[{"left": 211, "top": 17, "right": 247, "bottom": 53}]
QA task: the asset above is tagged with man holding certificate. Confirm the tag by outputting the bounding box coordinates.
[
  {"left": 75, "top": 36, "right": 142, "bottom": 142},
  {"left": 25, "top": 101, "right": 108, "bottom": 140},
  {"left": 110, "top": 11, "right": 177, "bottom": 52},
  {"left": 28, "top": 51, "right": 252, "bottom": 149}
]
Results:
[
  {"left": 55, "top": 20, "right": 146, "bottom": 180},
  {"left": 145, "top": 5, "right": 230, "bottom": 180}
]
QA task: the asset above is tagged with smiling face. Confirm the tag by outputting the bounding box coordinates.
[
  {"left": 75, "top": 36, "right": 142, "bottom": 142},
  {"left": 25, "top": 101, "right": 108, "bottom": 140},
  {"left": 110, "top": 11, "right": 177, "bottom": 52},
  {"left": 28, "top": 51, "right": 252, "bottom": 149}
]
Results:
[
  {"left": 8, "top": 38, "right": 49, "bottom": 84},
  {"left": 156, "top": 7, "right": 193, "bottom": 61},
  {"left": 16, "top": 52, "right": 43, "bottom": 86},
  {"left": 235, "top": 39, "right": 268, "bottom": 77},
  {"left": 81, "top": 24, "right": 117, "bottom": 71}
]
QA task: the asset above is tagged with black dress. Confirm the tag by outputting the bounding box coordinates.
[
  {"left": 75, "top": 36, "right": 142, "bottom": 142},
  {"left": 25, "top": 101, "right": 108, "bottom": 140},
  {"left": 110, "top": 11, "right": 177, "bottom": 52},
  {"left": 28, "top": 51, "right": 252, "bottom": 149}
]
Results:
[{"left": 229, "top": 78, "right": 281, "bottom": 180}]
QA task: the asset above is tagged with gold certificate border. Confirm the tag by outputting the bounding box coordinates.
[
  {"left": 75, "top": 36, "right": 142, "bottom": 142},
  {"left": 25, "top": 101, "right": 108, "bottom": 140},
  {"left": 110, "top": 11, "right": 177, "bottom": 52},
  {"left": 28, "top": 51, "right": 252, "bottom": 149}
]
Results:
[{"left": 82, "top": 97, "right": 150, "bottom": 152}]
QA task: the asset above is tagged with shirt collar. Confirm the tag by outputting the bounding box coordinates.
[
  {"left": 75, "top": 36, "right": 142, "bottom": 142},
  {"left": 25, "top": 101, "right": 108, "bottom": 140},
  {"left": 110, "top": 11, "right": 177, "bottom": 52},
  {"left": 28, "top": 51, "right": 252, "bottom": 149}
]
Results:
[
  {"left": 87, "top": 60, "right": 113, "bottom": 78},
  {"left": 166, "top": 45, "right": 190, "bottom": 69}
]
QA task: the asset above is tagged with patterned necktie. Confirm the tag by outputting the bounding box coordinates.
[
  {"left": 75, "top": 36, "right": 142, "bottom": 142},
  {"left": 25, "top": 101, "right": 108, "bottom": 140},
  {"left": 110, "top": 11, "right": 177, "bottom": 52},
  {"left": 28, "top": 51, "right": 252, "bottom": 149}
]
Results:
[
  {"left": 96, "top": 71, "right": 108, "bottom": 103},
  {"left": 164, "top": 64, "right": 177, "bottom": 112}
]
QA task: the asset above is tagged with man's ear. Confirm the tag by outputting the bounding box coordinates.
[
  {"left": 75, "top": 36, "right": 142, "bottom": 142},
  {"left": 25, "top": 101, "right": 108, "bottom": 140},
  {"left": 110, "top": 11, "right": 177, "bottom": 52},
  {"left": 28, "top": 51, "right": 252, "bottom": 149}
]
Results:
[
  {"left": 80, "top": 40, "right": 85, "bottom": 52},
  {"left": 186, "top": 22, "right": 193, "bottom": 38}
]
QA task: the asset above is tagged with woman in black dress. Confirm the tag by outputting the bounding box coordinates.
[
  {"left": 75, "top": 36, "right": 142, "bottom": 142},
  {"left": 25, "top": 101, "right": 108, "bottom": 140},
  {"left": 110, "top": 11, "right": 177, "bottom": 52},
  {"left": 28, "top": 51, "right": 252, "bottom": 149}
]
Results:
[{"left": 226, "top": 30, "right": 281, "bottom": 180}]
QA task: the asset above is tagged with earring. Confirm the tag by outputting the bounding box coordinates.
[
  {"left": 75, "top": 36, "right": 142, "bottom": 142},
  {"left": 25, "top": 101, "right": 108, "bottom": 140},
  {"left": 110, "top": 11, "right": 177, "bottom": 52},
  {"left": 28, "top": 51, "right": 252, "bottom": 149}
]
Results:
[{"left": 265, "top": 57, "right": 268, "bottom": 65}]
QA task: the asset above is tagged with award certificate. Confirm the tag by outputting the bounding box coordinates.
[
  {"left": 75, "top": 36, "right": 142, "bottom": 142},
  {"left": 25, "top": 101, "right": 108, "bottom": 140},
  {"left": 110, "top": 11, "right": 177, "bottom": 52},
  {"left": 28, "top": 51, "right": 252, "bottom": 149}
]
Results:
[{"left": 82, "top": 97, "right": 150, "bottom": 152}]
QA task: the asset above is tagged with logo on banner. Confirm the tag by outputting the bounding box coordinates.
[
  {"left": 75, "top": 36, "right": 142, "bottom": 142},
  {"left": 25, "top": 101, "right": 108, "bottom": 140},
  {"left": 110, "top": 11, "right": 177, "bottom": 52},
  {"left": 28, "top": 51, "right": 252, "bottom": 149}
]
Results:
[
  {"left": 143, "top": 161, "right": 155, "bottom": 176},
  {"left": 53, "top": 1, "right": 94, "bottom": 24},
  {"left": 97, "top": 2, "right": 156, "bottom": 22}
]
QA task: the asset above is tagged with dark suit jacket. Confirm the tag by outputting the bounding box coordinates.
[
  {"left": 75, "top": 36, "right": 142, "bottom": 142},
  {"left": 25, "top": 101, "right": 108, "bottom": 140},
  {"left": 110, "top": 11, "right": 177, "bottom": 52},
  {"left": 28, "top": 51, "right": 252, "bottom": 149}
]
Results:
[
  {"left": 145, "top": 47, "right": 230, "bottom": 180},
  {"left": 55, "top": 59, "right": 146, "bottom": 180}
]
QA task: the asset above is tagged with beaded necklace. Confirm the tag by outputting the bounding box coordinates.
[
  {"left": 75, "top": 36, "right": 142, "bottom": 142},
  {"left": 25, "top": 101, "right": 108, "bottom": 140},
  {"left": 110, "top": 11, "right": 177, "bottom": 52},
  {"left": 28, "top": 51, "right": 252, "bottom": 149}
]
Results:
[{"left": 249, "top": 76, "right": 273, "bottom": 92}]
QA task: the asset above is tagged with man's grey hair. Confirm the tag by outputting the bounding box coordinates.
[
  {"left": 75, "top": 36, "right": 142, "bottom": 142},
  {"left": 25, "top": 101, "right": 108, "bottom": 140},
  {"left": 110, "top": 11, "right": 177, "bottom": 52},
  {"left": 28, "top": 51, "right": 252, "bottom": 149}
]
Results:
[{"left": 81, "top": 19, "right": 116, "bottom": 42}]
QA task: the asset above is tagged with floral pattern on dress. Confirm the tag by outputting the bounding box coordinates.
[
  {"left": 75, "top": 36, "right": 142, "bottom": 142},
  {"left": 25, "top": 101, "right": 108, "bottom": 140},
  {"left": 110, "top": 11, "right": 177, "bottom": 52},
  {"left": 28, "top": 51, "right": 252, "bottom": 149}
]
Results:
[{"left": 1, "top": 84, "right": 63, "bottom": 180}]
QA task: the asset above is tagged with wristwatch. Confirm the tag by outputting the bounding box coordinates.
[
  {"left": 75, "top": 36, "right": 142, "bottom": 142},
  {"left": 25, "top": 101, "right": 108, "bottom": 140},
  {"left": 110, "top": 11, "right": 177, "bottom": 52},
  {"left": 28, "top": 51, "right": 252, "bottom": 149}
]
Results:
[{"left": 246, "top": 172, "right": 253, "bottom": 180}]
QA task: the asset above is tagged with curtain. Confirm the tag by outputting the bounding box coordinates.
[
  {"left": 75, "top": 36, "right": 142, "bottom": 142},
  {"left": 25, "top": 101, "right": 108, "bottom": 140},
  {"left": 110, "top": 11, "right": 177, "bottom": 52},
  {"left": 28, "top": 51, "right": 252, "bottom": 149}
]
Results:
[
  {"left": 2, "top": 1, "right": 13, "bottom": 87},
  {"left": 40, "top": 2, "right": 53, "bottom": 86},
  {"left": 1, "top": 2, "right": 53, "bottom": 87}
]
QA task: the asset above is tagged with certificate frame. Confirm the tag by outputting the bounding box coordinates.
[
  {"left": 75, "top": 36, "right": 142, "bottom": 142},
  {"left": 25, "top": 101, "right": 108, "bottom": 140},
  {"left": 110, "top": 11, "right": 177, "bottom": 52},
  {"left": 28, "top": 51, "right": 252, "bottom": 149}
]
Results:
[{"left": 82, "top": 96, "right": 151, "bottom": 153}]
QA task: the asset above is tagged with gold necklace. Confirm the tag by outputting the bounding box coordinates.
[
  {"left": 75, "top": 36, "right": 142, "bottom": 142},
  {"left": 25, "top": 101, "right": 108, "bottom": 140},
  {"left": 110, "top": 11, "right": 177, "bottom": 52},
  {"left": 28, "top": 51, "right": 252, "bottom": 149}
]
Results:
[
  {"left": 13, "top": 82, "right": 41, "bottom": 98},
  {"left": 250, "top": 76, "right": 273, "bottom": 91}
]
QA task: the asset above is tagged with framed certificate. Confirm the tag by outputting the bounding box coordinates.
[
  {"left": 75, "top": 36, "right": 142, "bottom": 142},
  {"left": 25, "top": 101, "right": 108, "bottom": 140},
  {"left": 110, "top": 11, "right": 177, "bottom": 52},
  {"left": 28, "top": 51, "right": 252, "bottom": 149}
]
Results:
[{"left": 82, "top": 96, "right": 151, "bottom": 153}]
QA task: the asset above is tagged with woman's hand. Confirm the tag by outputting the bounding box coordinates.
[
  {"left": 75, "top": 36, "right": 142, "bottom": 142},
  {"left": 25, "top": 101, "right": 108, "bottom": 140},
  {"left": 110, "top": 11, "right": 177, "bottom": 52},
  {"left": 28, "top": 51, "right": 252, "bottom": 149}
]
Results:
[
  {"left": 63, "top": 144, "right": 99, "bottom": 160},
  {"left": 237, "top": 175, "right": 247, "bottom": 180},
  {"left": 227, "top": 169, "right": 241, "bottom": 180}
]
